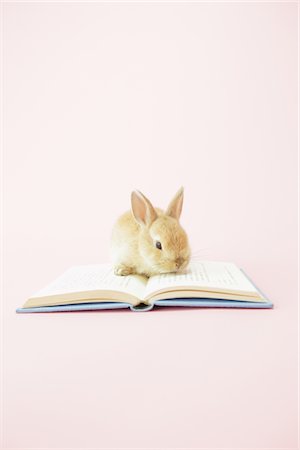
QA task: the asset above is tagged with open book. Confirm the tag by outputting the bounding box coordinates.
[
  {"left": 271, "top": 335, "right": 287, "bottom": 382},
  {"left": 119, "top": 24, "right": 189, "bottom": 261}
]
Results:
[{"left": 16, "top": 261, "right": 273, "bottom": 313}]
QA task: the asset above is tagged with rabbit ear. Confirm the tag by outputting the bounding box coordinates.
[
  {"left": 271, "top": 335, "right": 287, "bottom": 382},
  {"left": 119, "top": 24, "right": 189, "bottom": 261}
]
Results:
[
  {"left": 131, "top": 190, "right": 157, "bottom": 227},
  {"left": 165, "top": 187, "right": 184, "bottom": 220}
]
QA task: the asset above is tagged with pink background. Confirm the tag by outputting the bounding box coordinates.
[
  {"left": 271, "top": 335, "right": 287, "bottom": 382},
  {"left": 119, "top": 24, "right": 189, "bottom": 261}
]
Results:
[{"left": 2, "top": 1, "right": 298, "bottom": 449}]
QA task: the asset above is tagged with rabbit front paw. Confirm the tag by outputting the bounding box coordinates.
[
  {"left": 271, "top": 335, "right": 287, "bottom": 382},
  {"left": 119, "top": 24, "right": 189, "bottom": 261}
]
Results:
[{"left": 114, "top": 264, "right": 134, "bottom": 276}]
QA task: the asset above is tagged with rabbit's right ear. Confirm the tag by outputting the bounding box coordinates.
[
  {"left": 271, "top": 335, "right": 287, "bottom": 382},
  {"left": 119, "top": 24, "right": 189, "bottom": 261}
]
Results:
[
  {"left": 131, "top": 190, "right": 157, "bottom": 227},
  {"left": 166, "top": 186, "right": 184, "bottom": 220}
]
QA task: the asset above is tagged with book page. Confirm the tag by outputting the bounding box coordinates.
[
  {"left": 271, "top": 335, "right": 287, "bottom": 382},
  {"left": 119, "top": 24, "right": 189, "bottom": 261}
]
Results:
[
  {"left": 144, "top": 261, "right": 260, "bottom": 299},
  {"left": 30, "top": 264, "right": 148, "bottom": 301}
]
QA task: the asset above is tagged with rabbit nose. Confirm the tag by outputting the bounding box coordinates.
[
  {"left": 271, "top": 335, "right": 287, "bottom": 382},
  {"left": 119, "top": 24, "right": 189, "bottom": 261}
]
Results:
[{"left": 175, "top": 257, "right": 184, "bottom": 268}]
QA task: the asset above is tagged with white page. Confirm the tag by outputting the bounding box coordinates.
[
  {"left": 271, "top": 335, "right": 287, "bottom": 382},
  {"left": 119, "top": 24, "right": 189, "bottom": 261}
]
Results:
[
  {"left": 144, "top": 261, "right": 259, "bottom": 298},
  {"left": 30, "top": 264, "right": 147, "bottom": 300}
]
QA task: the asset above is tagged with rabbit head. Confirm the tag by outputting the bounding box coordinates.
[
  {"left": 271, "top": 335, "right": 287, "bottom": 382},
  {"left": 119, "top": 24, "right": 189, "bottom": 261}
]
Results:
[{"left": 131, "top": 187, "right": 191, "bottom": 274}]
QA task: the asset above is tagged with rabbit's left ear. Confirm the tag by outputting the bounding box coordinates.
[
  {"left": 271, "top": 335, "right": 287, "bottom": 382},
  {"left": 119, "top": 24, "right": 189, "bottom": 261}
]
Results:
[
  {"left": 165, "top": 187, "right": 184, "bottom": 220},
  {"left": 131, "top": 190, "right": 157, "bottom": 227}
]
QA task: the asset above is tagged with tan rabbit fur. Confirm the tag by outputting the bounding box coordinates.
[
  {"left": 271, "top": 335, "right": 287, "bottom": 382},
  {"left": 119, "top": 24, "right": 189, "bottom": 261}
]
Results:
[{"left": 110, "top": 187, "right": 191, "bottom": 277}]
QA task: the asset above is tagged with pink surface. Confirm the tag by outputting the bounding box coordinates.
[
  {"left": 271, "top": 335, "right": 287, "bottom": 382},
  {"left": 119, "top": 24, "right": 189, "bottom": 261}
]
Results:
[{"left": 3, "top": 2, "right": 298, "bottom": 449}]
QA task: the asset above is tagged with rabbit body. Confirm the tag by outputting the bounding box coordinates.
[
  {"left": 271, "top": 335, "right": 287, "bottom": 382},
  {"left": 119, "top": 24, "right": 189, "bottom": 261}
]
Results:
[{"left": 110, "top": 188, "right": 190, "bottom": 277}]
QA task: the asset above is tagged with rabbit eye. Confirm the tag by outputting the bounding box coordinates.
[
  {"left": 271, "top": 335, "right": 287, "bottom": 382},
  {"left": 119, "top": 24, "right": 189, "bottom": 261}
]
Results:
[{"left": 155, "top": 241, "right": 162, "bottom": 250}]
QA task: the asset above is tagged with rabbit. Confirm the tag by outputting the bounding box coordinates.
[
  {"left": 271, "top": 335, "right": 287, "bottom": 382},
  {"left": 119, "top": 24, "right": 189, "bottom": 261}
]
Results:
[{"left": 110, "top": 187, "right": 191, "bottom": 277}]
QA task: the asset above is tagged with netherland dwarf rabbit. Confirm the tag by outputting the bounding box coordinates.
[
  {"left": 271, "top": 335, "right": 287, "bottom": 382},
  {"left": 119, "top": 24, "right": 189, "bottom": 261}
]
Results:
[{"left": 110, "top": 187, "right": 190, "bottom": 277}]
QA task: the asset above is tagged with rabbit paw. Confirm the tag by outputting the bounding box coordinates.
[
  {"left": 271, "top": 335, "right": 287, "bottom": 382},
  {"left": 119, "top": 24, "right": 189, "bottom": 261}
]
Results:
[{"left": 114, "top": 264, "right": 134, "bottom": 276}]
